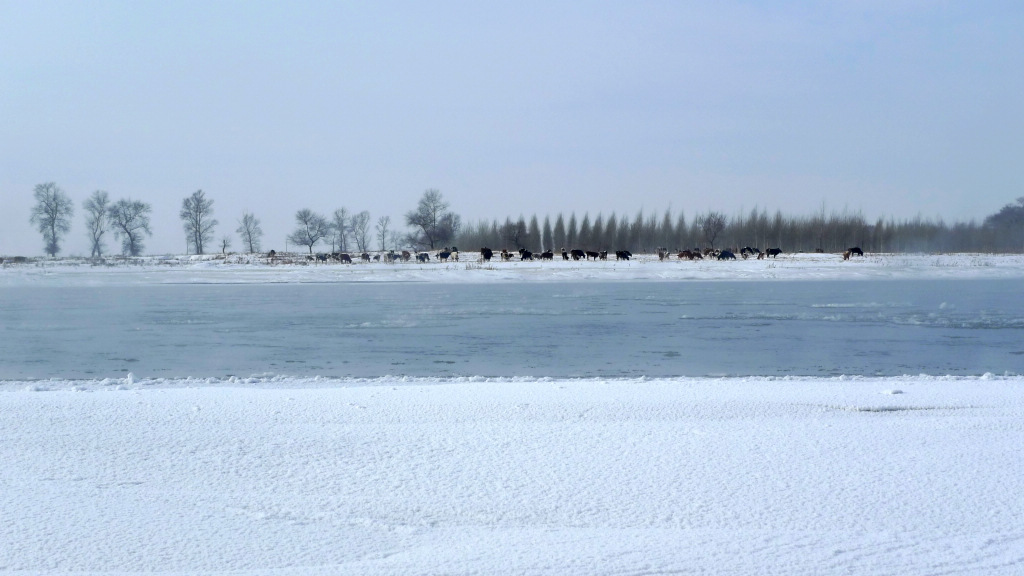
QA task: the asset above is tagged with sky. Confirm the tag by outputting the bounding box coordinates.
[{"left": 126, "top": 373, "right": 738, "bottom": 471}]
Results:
[{"left": 2, "top": 1, "right": 1022, "bottom": 256}]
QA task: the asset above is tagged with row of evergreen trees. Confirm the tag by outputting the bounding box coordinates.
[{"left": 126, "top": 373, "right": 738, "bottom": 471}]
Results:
[{"left": 456, "top": 204, "right": 1024, "bottom": 254}]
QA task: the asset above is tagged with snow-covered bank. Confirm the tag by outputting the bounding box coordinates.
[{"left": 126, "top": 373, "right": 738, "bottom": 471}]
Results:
[
  {"left": 3, "top": 376, "right": 1023, "bottom": 574},
  {"left": 4, "top": 252, "right": 1024, "bottom": 285}
]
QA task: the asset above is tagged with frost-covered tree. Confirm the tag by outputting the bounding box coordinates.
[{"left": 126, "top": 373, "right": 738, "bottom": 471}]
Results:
[
  {"left": 180, "top": 190, "right": 217, "bottom": 254},
  {"left": 108, "top": 198, "right": 153, "bottom": 256},
  {"left": 696, "top": 211, "right": 727, "bottom": 250},
  {"left": 236, "top": 211, "right": 263, "bottom": 253},
  {"left": 376, "top": 215, "right": 391, "bottom": 251},
  {"left": 83, "top": 190, "right": 110, "bottom": 257},
  {"left": 405, "top": 189, "right": 460, "bottom": 249},
  {"left": 30, "top": 182, "right": 74, "bottom": 256},
  {"left": 288, "top": 209, "right": 330, "bottom": 253},
  {"left": 351, "top": 210, "right": 371, "bottom": 252}
]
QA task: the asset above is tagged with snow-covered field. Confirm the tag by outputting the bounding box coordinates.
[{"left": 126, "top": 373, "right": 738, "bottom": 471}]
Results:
[
  {"left": 3, "top": 253, "right": 1024, "bottom": 574},
  {"left": 4, "top": 251, "right": 1024, "bottom": 285}
]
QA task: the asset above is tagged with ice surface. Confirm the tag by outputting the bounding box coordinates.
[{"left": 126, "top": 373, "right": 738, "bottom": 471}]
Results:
[{"left": 3, "top": 253, "right": 1024, "bottom": 573}]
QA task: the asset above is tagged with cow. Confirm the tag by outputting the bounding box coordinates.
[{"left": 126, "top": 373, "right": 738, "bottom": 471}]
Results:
[
  {"left": 338, "top": 253, "right": 353, "bottom": 264},
  {"left": 615, "top": 250, "right": 632, "bottom": 261},
  {"left": 657, "top": 248, "right": 670, "bottom": 261},
  {"left": 765, "top": 248, "right": 783, "bottom": 258},
  {"left": 401, "top": 251, "right": 412, "bottom": 262},
  {"left": 740, "top": 246, "right": 759, "bottom": 258},
  {"left": 481, "top": 247, "right": 494, "bottom": 262},
  {"left": 314, "top": 253, "right": 329, "bottom": 263},
  {"left": 501, "top": 249, "right": 512, "bottom": 261},
  {"left": 437, "top": 250, "right": 452, "bottom": 262},
  {"left": 843, "top": 250, "right": 851, "bottom": 261},
  {"left": 717, "top": 250, "right": 736, "bottom": 260},
  {"left": 360, "top": 252, "right": 371, "bottom": 262},
  {"left": 519, "top": 248, "right": 534, "bottom": 261},
  {"left": 586, "top": 251, "right": 599, "bottom": 260},
  {"left": 540, "top": 250, "right": 554, "bottom": 260},
  {"left": 561, "top": 248, "right": 570, "bottom": 260},
  {"left": 416, "top": 252, "right": 430, "bottom": 262},
  {"left": 599, "top": 251, "right": 608, "bottom": 260},
  {"left": 570, "top": 249, "right": 586, "bottom": 261},
  {"left": 847, "top": 247, "right": 864, "bottom": 257},
  {"left": 677, "top": 250, "right": 696, "bottom": 260},
  {"left": 373, "top": 254, "right": 381, "bottom": 262}
]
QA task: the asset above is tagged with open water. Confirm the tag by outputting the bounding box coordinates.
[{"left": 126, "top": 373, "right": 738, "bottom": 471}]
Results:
[{"left": 1, "top": 280, "right": 1023, "bottom": 380}]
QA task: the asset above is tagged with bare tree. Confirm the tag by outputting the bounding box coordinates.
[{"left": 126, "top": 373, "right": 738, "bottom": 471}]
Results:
[
  {"left": 220, "top": 235, "right": 232, "bottom": 254},
  {"left": 405, "top": 189, "right": 461, "bottom": 249},
  {"left": 376, "top": 215, "right": 391, "bottom": 251},
  {"left": 108, "top": 199, "right": 153, "bottom": 256},
  {"left": 696, "top": 211, "right": 727, "bottom": 250},
  {"left": 288, "top": 209, "right": 330, "bottom": 253},
  {"left": 351, "top": 210, "right": 371, "bottom": 252},
  {"left": 180, "top": 190, "right": 217, "bottom": 254},
  {"left": 331, "top": 208, "right": 350, "bottom": 252},
  {"left": 83, "top": 190, "right": 110, "bottom": 257},
  {"left": 30, "top": 182, "right": 74, "bottom": 256},
  {"left": 236, "top": 211, "right": 263, "bottom": 253}
]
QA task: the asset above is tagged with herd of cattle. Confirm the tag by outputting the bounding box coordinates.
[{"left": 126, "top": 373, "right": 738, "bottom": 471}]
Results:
[{"left": 280, "top": 245, "right": 867, "bottom": 264}]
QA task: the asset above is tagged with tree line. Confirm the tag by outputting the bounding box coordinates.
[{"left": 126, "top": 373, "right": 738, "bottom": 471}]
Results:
[
  {"left": 26, "top": 183, "right": 460, "bottom": 257},
  {"left": 25, "top": 182, "right": 1024, "bottom": 257},
  {"left": 457, "top": 201, "right": 1024, "bottom": 255}
]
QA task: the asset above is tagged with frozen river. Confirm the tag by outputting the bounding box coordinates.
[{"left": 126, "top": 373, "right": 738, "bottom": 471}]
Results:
[{"left": 2, "top": 278, "right": 1022, "bottom": 380}]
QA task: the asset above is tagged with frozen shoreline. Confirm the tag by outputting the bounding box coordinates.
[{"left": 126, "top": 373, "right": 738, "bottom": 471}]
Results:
[
  {"left": 4, "top": 252, "right": 1024, "bottom": 286},
  {"left": 3, "top": 375, "right": 1023, "bottom": 574}
]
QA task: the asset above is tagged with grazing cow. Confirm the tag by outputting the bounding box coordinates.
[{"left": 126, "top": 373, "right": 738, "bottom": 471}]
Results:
[
  {"left": 717, "top": 250, "right": 737, "bottom": 260},
  {"left": 540, "top": 250, "right": 554, "bottom": 260},
  {"left": 570, "top": 249, "right": 585, "bottom": 261},
  {"left": 586, "top": 250, "right": 599, "bottom": 260},
  {"left": 360, "top": 252, "right": 371, "bottom": 262},
  {"left": 481, "top": 247, "right": 494, "bottom": 262},
  {"left": 677, "top": 250, "right": 695, "bottom": 260},
  {"left": 519, "top": 248, "right": 534, "bottom": 261},
  {"left": 615, "top": 250, "right": 632, "bottom": 261},
  {"left": 338, "top": 253, "right": 353, "bottom": 264},
  {"left": 848, "top": 247, "right": 864, "bottom": 257},
  {"left": 373, "top": 254, "right": 381, "bottom": 262},
  {"left": 599, "top": 251, "right": 608, "bottom": 260},
  {"left": 740, "top": 246, "right": 759, "bottom": 258},
  {"left": 765, "top": 248, "right": 783, "bottom": 258},
  {"left": 561, "top": 248, "right": 570, "bottom": 260},
  {"left": 416, "top": 252, "right": 430, "bottom": 262}
]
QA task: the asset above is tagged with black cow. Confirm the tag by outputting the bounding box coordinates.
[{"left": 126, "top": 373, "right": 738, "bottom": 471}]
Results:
[
  {"left": 586, "top": 251, "right": 599, "bottom": 260},
  {"left": 540, "top": 250, "right": 554, "bottom": 260},
  {"left": 570, "top": 249, "right": 585, "bottom": 261},
  {"left": 519, "top": 248, "right": 534, "bottom": 261},
  {"left": 338, "top": 253, "right": 353, "bottom": 264},
  {"left": 481, "top": 247, "right": 494, "bottom": 262},
  {"left": 416, "top": 252, "right": 430, "bottom": 262},
  {"left": 717, "top": 250, "right": 736, "bottom": 260},
  {"left": 847, "top": 247, "right": 864, "bottom": 257},
  {"left": 361, "top": 252, "right": 371, "bottom": 262},
  {"left": 437, "top": 250, "right": 452, "bottom": 262},
  {"left": 615, "top": 250, "right": 631, "bottom": 261},
  {"left": 765, "top": 248, "right": 783, "bottom": 258},
  {"left": 561, "top": 249, "right": 570, "bottom": 260}
]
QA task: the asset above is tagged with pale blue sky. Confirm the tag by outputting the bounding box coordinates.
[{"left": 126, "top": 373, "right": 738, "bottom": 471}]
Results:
[{"left": 2, "top": 1, "right": 1022, "bottom": 255}]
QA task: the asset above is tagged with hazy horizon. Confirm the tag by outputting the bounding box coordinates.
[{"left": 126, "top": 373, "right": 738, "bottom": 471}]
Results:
[{"left": 3, "top": 1, "right": 1022, "bottom": 256}]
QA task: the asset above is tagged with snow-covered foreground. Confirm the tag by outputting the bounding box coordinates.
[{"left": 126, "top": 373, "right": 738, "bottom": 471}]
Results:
[{"left": 4, "top": 376, "right": 1023, "bottom": 575}]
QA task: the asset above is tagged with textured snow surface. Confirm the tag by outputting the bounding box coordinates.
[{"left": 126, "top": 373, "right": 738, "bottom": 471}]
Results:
[{"left": 3, "top": 376, "right": 1024, "bottom": 574}]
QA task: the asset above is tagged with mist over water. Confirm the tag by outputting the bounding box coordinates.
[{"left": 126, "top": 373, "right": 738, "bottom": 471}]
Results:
[{"left": 2, "top": 280, "right": 1023, "bottom": 380}]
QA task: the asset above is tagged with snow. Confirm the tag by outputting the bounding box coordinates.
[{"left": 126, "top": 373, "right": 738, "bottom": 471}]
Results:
[
  {"left": 4, "top": 251, "right": 1024, "bottom": 286},
  {"left": 3, "top": 253, "right": 1024, "bottom": 573},
  {"left": 2, "top": 376, "right": 1023, "bottom": 574}
]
